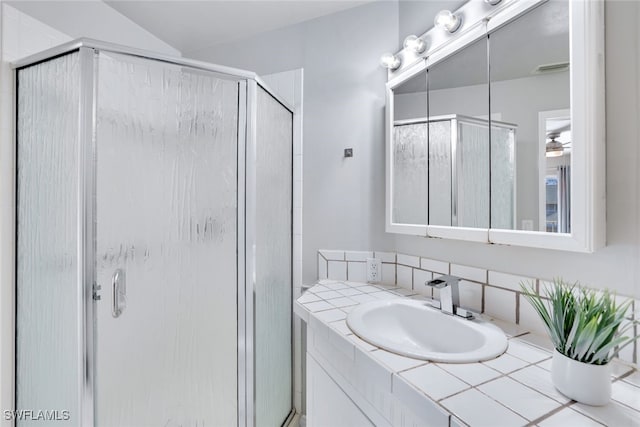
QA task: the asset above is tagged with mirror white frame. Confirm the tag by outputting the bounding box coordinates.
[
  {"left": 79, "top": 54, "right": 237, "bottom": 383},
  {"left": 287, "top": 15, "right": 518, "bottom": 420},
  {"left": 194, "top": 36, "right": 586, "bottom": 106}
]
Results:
[{"left": 385, "top": 0, "right": 605, "bottom": 253}]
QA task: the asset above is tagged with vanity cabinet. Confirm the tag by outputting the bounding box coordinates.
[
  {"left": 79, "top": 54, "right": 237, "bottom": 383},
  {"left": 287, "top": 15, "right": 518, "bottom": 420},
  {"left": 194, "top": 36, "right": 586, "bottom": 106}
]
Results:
[{"left": 307, "top": 355, "right": 374, "bottom": 427}]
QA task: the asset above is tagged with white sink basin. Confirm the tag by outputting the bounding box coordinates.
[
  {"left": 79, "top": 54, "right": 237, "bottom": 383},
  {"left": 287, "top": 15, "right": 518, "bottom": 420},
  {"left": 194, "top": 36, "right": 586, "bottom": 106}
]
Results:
[{"left": 346, "top": 299, "right": 507, "bottom": 363}]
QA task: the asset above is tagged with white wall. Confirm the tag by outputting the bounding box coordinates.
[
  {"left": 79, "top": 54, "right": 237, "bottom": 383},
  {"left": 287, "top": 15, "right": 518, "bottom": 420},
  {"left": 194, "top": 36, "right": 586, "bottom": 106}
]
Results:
[
  {"left": 393, "top": 0, "right": 640, "bottom": 298},
  {"left": 191, "top": 2, "right": 399, "bottom": 286},
  {"left": 0, "top": 3, "right": 180, "bottom": 421},
  {"left": 196, "top": 0, "right": 640, "bottom": 299}
]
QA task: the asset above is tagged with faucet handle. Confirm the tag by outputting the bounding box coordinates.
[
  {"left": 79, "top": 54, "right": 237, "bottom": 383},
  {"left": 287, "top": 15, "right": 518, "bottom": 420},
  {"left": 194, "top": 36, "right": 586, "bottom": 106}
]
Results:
[{"left": 455, "top": 307, "right": 475, "bottom": 320}]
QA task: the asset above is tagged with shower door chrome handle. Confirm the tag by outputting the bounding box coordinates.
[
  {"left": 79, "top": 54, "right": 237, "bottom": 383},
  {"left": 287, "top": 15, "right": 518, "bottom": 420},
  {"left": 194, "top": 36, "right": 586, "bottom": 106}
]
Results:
[{"left": 112, "top": 269, "right": 126, "bottom": 318}]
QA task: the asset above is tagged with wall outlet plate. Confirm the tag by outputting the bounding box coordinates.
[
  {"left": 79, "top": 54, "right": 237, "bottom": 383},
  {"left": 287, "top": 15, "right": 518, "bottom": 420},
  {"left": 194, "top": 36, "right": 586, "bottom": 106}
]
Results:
[{"left": 366, "top": 258, "right": 381, "bottom": 283}]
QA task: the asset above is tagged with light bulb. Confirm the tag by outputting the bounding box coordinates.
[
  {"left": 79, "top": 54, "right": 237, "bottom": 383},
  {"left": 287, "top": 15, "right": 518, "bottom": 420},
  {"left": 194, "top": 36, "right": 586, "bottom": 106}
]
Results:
[
  {"left": 434, "top": 10, "right": 462, "bottom": 33},
  {"left": 380, "top": 53, "right": 401, "bottom": 70},
  {"left": 546, "top": 148, "right": 564, "bottom": 158},
  {"left": 403, "top": 35, "right": 427, "bottom": 54}
]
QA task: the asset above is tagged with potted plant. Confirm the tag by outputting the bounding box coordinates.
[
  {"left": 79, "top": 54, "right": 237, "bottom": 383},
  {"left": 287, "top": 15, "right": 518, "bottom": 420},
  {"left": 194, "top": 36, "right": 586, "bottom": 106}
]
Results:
[{"left": 520, "top": 279, "right": 638, "bottom": 406}]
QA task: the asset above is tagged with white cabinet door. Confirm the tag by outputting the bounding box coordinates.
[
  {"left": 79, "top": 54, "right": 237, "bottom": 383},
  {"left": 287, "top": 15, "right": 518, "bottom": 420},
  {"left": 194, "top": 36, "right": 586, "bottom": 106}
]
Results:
[{"left": 307, "top": 355, "right": 374, "bottom": 427}]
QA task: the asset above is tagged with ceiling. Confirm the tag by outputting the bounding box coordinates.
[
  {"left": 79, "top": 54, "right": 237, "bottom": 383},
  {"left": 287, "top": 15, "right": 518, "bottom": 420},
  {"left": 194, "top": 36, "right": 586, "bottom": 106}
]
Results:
[{"left": 104, "top": 0, "right": 374, "bottom": 55}]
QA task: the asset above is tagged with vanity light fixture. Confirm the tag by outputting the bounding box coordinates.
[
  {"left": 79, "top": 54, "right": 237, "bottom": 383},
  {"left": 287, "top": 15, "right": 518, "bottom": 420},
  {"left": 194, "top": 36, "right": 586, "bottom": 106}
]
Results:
[
  {"left": 403, "top": 35, "right": 427, "bottom": 54},
  {"left": 484, "top": 0, "right": 502, "bottom": 5},
  {"left": 380, "top": 52, "right": 401, "bottom": 70},
  {"left": 434, "top": 10, "right": 462, "bottom": 33}
]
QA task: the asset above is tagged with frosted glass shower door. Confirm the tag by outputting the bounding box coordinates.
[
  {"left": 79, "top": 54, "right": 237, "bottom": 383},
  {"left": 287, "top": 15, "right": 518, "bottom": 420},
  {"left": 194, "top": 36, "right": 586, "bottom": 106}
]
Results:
[
  {"left": 456, "top": 121, "right": 490, "bottom": 228},
  {"left": 16, "top": 52, "right": 81, "bottom": 427},
  {"left": 94, "top": 52, "right": 240, "bottom": 426},
  {"left": 393, "top": 122, "right": 428, "bottom": 225},
  {"left": 254, "top": 86, "right": 293, "bottom": 427}
]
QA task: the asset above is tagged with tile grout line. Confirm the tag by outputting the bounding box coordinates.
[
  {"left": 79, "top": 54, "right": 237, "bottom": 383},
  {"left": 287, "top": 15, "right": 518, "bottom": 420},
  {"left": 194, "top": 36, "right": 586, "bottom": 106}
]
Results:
[{"left": 524, "top": 401, "right": 582, "bottom": 427}]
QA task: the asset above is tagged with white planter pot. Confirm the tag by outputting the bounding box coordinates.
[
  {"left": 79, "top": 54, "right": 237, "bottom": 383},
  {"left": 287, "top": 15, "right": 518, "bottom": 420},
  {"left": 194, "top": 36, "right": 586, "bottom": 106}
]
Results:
[{"left": 551, "top": 349, "right": 611, "bottom": 406}]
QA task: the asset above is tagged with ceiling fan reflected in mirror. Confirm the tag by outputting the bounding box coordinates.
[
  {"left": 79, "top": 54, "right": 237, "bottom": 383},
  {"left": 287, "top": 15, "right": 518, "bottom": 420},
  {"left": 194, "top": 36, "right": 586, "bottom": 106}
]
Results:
[
  {"left": 546, "top": 133, "right": 571, "bottom": 157},
  {"left": 545, "top": 121, "right": 572, "bottom": 158}
]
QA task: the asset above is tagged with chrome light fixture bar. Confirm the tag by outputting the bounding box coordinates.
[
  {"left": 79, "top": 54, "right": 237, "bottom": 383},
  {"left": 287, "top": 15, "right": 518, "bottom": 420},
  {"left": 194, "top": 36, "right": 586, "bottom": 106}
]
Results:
[{"left": 384, "top": 0, "right": 519, "bottom": 77}]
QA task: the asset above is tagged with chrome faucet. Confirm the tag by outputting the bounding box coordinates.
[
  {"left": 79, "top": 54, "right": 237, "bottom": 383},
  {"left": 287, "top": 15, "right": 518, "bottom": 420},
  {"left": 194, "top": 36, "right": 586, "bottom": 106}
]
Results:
[{"left": 426, "top": 275, "right": 473, "bottom": 319}]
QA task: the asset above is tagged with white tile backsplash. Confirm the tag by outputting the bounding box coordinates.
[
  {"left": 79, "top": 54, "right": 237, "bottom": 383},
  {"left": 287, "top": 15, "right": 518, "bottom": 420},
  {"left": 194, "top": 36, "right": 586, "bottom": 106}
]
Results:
[
  {"left": 327, "top": 261, "right": 347, "bottom": 281},
  {"left": 488, "top": 271, "right": 535, "bottom": 292},
  {"left": 484, "top": 286, "right": 517, "bottom": 323},
  {"left": 381, "top": 263, "right": 396, "bottom": 285},
  {"left": 458, "top": 280, "right": 482, "bottom": 313},
  {"left": 374, "top": 251, "right": 396, "bottom": 263},
  {"left": 518, "top": 293, "right": 547, "bottom": 335},
  {"left": 318, "top": 254, "right": 328, "bottom": 279},
  {"left": 396, "top": 265, "right": 413, "bottom": 290},
  {"left": 451, "top": 264, "right": 486, "bottom": 283},
  {"left": 412, "top": 269, "right": 433, "bottom": 296},
  {"left": 397, "top": 253, "right": 420, "bottom": 268},
  {"left": 345, "top": 250, "right": 373, "bottom": 261},
  {"left": 420, "top": 257, "right": 449, "bottom": 274},
  {"left": 347, "top": 262, "right": 366, "bottom": 282},
  {"left": 319, "top": 249, "right": 345, "bottom": 261}
]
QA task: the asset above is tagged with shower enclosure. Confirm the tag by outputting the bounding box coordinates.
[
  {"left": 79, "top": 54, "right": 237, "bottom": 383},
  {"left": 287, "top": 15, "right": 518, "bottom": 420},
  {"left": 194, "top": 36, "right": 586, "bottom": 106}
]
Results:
[
  {"left": 393, "top": 114, "right": 516, "bottom": 229},
  {"left": 14, "top": 39, "right": 293, "bottom": 427}
]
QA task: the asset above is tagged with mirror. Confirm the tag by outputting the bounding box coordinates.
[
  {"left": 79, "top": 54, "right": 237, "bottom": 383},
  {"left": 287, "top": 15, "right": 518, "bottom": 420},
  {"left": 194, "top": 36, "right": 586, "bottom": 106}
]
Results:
[
  {"left": 539, "top": 109, "right": 571, "bottom": 233},
  {"left": 386, "top": 0, "right": 604, "bottom": 251},
  {"left": 427, "top": 38, "right": 489, "bottom": 229},
  {"left": 391, "top": 69, "right": 428, "bottom": 227},
  {"left": 489, "top": 0, "right": 570, "bottom": 232}
]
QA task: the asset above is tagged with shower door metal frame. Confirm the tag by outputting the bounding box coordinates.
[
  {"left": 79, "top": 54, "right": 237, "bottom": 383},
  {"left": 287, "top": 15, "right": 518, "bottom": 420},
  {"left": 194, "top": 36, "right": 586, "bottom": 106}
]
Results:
[
  {"left": 13, "top": 38, "right": 295, "bottom": 427},
  {"left": 77, "top": 46, "right": 97, "bottom": 427}
]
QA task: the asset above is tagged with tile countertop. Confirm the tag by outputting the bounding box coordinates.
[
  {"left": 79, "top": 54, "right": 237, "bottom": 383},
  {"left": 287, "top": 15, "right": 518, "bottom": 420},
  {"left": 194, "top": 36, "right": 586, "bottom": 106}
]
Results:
[{"left": 294, "top": 280, "right": 640, "bottom": 427}]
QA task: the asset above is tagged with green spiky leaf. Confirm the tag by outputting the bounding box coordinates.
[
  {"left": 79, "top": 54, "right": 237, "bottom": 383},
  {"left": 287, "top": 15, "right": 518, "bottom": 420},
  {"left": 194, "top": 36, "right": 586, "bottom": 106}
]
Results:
[{"left": 520, "top": 279, "right": 639, "bottom": 365}]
